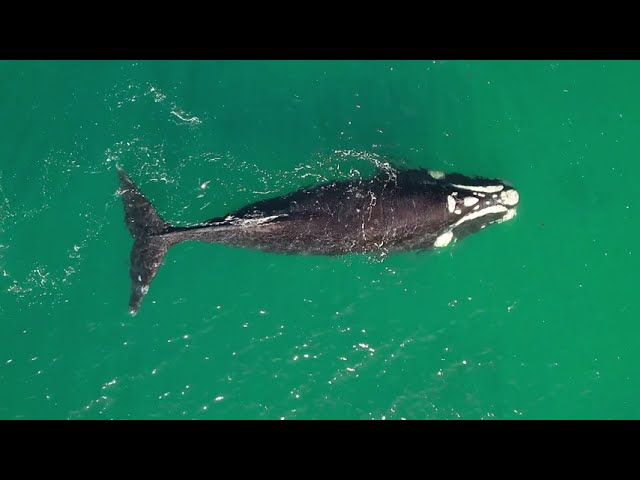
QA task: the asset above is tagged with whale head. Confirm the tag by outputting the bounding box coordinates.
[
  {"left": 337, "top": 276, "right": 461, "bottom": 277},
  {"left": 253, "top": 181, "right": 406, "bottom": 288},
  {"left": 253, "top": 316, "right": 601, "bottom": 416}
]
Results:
[{"left": 427, "top": 170, "right": 520, "bottom": 248}]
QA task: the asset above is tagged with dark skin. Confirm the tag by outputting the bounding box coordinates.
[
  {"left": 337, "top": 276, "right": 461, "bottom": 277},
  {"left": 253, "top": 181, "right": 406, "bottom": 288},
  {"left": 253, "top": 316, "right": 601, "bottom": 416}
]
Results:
[
  {"left": 119, "top": 166, "right": 515, "bottom": 314},
  {"left": 166, "top": 169, "right": 458, "bottom": 255}
]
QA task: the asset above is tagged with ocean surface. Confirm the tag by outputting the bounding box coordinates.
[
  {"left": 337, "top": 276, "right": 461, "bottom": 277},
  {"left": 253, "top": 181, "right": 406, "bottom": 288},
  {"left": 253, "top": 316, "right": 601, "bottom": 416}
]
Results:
[{"left": 1, "top": 60, "right": 638, "bottom": 419}]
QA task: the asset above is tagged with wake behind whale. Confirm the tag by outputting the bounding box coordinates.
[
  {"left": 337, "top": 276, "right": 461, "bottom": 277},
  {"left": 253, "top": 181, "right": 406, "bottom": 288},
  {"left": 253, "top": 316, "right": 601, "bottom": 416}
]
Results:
[{"left": 117, "top": 163, "right": 519, "bottom": 314}]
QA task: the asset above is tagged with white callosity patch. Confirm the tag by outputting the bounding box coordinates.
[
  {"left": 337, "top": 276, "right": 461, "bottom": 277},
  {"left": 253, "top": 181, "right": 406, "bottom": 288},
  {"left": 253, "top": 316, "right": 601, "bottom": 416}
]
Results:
[
  {"left": 434, "top": 230, "right": 453, "bottom": 247},
  {"left": 453, "top": 205, "right": 509, "bottom": 228},
  {"left": 429, "top": 170, "right": 445, "bottom": 179},
  {"left": 497, "top": 208, "right": 518, "bottom": 223},
  {"left": 463, "top": 196, "right": 479, "bottom": 207},
  {"left": 447, "top": 195, "right": 456, "bottom": 213},
  {"left": 451, "top": 183, "right": 504, "bottom": 194},
  {"left": 499, "top": 189, "right": 520, "bottom": 206},
  {"left": 445, "top": 184, "right": 519, "bottom": 233}
]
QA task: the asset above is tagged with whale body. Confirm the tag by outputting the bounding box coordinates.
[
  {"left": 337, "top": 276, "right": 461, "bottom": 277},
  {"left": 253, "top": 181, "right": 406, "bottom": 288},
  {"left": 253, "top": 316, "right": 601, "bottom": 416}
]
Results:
[{"left": 118, "top": 165, "right": 519, "bottom": 314}]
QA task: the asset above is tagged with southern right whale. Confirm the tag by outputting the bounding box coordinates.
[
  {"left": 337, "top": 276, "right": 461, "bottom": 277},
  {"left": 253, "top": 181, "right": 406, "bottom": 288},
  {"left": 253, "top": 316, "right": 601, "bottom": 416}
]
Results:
[{"left": 118, "top": 164, "right": 519, "bottom": 314}]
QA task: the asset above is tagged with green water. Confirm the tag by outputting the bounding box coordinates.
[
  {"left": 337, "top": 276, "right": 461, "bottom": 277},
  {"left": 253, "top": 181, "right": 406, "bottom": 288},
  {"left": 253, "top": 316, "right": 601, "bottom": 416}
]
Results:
[{"left": 1, "top": 60, "right": 638, "bottom": 420}]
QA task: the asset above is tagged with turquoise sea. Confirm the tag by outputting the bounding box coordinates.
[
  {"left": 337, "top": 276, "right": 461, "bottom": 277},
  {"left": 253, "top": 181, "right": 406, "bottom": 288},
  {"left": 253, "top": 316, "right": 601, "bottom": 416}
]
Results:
[{"left": 1, "top": 60, "right": 638, "bottom": 419}]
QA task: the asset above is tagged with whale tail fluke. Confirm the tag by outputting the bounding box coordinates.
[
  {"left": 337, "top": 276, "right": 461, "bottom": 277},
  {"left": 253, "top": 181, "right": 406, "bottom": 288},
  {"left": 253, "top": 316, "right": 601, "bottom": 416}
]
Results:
[{"left": 117, "top": 167, "right": 176, "bottom": 315}]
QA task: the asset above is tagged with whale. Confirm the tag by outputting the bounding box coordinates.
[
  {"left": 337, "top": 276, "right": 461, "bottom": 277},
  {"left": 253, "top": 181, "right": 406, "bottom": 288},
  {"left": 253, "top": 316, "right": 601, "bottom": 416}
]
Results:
[{"left": 117, "top": 164, "right": 519, "bottom": 314}]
